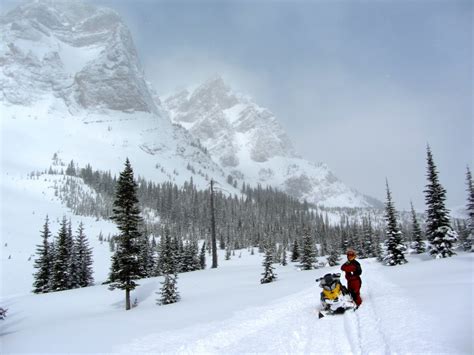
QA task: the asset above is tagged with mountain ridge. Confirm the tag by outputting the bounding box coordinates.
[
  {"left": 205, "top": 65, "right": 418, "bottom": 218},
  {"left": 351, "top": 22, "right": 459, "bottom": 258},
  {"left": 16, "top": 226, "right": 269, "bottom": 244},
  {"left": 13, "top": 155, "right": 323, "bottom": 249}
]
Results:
[{"left": 164, "top": 76, "right": 382, "bottom": 208}]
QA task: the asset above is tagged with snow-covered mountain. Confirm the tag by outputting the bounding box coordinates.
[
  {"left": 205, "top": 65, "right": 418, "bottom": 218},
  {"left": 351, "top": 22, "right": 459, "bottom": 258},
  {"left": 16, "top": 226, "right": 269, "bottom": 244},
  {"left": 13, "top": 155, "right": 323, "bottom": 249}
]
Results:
[
  {"left": 0, "top": 0, "right": 230, "bottom": 192},
  {"left": 0, "top": 0, "right": 156, "bottom": 113},
  {"left": 164, "top": 77, "right": 382, "bottom": 208}
]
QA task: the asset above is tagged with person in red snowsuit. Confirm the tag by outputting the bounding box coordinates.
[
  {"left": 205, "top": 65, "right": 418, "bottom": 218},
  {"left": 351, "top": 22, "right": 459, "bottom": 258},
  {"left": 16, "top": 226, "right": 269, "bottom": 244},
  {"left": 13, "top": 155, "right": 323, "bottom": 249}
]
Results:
[{"left": 341, "top": 249, "right": 362, "bottom": 307}]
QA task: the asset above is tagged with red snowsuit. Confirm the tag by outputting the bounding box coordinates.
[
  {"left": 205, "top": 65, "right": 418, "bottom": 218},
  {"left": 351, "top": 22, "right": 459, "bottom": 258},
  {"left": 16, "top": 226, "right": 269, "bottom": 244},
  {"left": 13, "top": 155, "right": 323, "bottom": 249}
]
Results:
[{"left": 341, "top": 259, "right": 362, "bottom": 306}]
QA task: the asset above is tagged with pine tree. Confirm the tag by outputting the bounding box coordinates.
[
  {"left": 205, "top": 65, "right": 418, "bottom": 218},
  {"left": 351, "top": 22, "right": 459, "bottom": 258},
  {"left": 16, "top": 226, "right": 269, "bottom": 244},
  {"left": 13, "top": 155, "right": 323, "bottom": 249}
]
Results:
[
  {"left": 75, "top": 222, "right": 94, "bottom": 287},
  {"left": 51, "top": 217, "right": 71, "bottom": 291},
  {"left": 299, "top": 228, "right": 317, "bottom": 270},
  {"left": 157, "top": 227, "right": 180, "bottom": 305},
  {"left": 465, "top": 166, "right": 474, "bottom": 252},
  {"left": 108, "top": 159, "right": 143, "bottom": 310},
  {"left": 361, "top": 217, "right": 376, "bottom": 258},
  {"left": 290, "top": 239, "right": 300, "bottom": 262},
  {"left": 138, "top": 234, "right": 154, "bottom": 277},
  {"left": 382, "top": 181, "right": 407, "bottom": 266},
  {"left": 67, "top": 219, "right": 80, "bottom": 289},
  {"left": 326, "top": 241, "right": 341, "bottom": 266},
  {"left": 424, "top": 146, "right": 457, "bottom": 258},
  {"left": 409, "top": 202, "right": 426, "bottom": 254},
  {"left": 33, "top": 216, "right": 53, "bottom": 293},
  {"left": 260, "top": 241, "right": 277, "bottom": 284}
]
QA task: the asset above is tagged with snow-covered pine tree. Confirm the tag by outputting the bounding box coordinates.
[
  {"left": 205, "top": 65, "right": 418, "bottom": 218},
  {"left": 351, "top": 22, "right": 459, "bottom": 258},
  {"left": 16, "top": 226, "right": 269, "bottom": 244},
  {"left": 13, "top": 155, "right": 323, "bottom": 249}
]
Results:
[
  {"left": 182, "top": 240, "right": 199, "bottom": 271},
  {"left": 51, "top": 216, "right": 71, "bottom": 291},
  {"left": 409, "top": 202, "right": 426, "bottom": 254},
  {"left": 455, "top": 220, "right": 471, "bottom": 252},
  {"left": 108, "top": 158, "right": 143, "bottom": 310},
  {"left": 361, "top": 217, "right": 376, "bottom": 258},
  {"left": 374, "top": 233, "right": 383, "bottom": 262},
  {"left": 33, "top": 216, "right": 53, "bottom": 293},
  {"left": 424, "top": 146, "right": 457, "bottom": 258},
  {"left": 465, "top": 166, "right": 474, "bottom": 252},
  {"left": 75, "top": 222, "right": 94, "bottom": 287},
  {"left": 326, "top": 240, "right": 341, "bottom": 266},
  {"left": 172, "top": 235, "right": 184, "bottom": 273},
  {"left": 260, "top": 240, "right": 277, "bottom": 284},
  {"left": 190, "top": 239, "right": 201, "bottom": 271},
  {"left": 67, "top": 219, "right": 80, "bottom": 289},
  {"left": 299, "top": 228, "right": 317, "bottom": 270},
  {"left": 382, "top": 181, "right": 407, "bottom": 266},
  {"left": 290, "top": 239, "right": 300, "bottom": 262},
  {"left": 157, "top": 227, "right": 180, "bottom": 305},
  {"left": 138, "top": 234, "right": 154, "bottom": 277}
]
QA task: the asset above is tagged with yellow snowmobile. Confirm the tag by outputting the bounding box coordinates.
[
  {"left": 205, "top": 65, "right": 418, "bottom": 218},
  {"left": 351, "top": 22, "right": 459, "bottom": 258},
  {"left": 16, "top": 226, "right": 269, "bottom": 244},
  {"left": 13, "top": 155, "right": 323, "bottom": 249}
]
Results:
[{"left": 316, "top": 273, "right": 356, "bottom": 318}]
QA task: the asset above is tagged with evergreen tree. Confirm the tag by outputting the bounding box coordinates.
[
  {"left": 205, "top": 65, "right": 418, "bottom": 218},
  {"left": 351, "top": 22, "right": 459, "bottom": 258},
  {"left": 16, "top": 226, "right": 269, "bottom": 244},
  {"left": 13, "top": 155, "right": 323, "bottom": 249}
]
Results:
[
  {"left": 382, "top": 181, "right": 407, "bottom": 266},
  {"left": 326, "top": 242, "right": 341, "bottom": 266},
  {"left": 361, "top": 217, "right": 376, "bottom": 258},
  {"left": 260, "top": 241, "right": 277, "bottom": 284},
  {"left": 157, "top": 228, "right": 180, "bottom": 305},
  {"left": 465, "top": 166, "right": 474, "bottom": 252},
  {"left": 409, "top": 202, "right": 426, "bottom": 254},
  {"left": 138, "top": 234, "right": 154, "bottom": 277},
  {"left": 374, "top": 233, "right": 383, "bottom": 262},
  {"left": 51, "top": 217, "right": 71, "bottom": 291},
  {"left": 67, "top": 219, "right": 80, "bottom": 289},
  {"left": 75, "top": 222, "right": 94, "bottom": 287},
  {"left": 108, "top": 159, "right": 143, "bottom": 310},
  {"left": 299, "top": 228, "right": 317, "bottom": 270},
  {"left": 33, "top": 216, "right": 53, "bottom": 293},
  {"left": 290, "top": 239, "right": 300, "bottom": 262},
  {"left": 424, "top": 146, "right": 457, "bottom": 258}
]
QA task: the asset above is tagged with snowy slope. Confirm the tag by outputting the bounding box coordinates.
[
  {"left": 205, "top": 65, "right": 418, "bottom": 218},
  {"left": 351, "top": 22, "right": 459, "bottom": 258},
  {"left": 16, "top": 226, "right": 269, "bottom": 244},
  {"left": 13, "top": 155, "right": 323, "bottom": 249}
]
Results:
[
  {"left": 164, "top": 77, "right": 382, "bottom": 208},
  {"left": 1, "top": 250, "right": 472, "bottom": 354}
]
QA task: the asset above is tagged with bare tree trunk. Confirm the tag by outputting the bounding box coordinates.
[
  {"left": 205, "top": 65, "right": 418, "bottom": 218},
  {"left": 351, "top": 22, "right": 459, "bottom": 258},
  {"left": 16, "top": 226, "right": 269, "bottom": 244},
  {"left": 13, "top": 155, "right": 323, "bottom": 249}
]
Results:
[
  {"left": 210, "top": 180, "right": 218, "bottom": 268},
  {"left": 126, "top": 288, "right": 131, "bottom": 310}
]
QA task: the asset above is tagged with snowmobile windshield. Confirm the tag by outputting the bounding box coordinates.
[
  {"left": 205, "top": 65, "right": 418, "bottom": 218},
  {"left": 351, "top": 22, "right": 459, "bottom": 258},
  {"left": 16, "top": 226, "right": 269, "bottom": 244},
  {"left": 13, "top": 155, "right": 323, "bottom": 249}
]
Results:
[{"left": 323, "top": 283, "right": 338, "bottom": 291}]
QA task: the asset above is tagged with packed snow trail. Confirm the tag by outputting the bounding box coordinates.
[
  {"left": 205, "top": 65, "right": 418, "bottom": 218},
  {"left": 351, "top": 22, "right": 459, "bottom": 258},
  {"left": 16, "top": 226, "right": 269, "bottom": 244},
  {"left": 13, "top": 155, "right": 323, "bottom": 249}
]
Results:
[{"left": 117, "top": 260, "right": 451, "bottom": 354}]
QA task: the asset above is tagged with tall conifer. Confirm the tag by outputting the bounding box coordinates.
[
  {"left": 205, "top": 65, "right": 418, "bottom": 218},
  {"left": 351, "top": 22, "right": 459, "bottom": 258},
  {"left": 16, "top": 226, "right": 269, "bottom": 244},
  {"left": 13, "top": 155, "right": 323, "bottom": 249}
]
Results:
[
  {"left": 108, "top": 159, "right": 143, "bottom": 310},
  {"left": 157, "top": 228, "right": 180, "bottom": 304},
  {"left": 409, "top": 202, "right": 425, "bottom": 254},
  {"left": 424, "top": 146, "right": 457, "bottom": 258},
  {"left": 75, "top": 222, "right": 94, "bottom": 287},
  {"left": 51, "top": 217, "right": 71, "bottom": 291},
  {"left": 382, "top": 181, "right": 407, "bottom": 266},
  {"left": 33, "top": 216, "right": 53, "bottom": 293}
]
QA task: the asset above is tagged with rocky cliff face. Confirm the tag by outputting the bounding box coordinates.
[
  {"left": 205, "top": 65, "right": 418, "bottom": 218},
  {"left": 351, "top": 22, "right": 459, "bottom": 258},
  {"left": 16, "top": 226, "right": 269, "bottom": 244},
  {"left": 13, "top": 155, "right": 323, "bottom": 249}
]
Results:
[
  {"left": 164, "top": 77, "right": 382, "bottom": 208},
  {"left": 164, "top": 76, "right": 296, "bottom": 167},
  {"left": 0, "top": 0, "right": 156, "bottom": 113}
]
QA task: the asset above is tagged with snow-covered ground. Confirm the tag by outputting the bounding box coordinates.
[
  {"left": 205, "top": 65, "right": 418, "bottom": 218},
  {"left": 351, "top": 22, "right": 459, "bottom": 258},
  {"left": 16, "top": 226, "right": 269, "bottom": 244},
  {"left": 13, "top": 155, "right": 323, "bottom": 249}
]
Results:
[{"left": 1, "top": 248, "right": 472, "bottom": 354}]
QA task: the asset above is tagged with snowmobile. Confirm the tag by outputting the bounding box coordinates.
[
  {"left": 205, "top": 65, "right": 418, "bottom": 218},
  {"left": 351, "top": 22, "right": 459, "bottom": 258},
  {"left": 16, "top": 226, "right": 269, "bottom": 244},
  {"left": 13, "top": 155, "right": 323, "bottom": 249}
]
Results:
[{"left": 315, "top": 273, "right": 356, "bottom": 318}]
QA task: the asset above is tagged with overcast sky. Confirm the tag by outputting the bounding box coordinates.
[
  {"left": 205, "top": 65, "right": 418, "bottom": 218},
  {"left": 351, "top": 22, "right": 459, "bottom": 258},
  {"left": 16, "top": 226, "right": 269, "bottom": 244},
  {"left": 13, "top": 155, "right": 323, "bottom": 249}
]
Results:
[{"left": 3, "top": 0, "right": 472, "bottom": 211}]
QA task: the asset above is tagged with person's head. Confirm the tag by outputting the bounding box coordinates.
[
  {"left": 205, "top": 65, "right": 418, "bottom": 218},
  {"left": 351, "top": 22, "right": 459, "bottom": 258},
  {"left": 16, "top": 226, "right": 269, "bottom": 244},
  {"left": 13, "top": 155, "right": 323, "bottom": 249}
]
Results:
[{"left": 346, "top": 249, "right": 356, "bottom": 261}]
